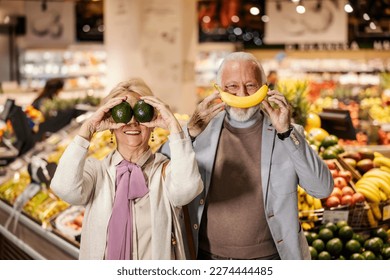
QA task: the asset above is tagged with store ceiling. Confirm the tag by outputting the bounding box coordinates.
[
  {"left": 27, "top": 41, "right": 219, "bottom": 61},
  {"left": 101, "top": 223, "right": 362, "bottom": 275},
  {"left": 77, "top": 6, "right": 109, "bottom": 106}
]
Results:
[{"left": 199, "top": 0, "right": 390, "bottom": 47}]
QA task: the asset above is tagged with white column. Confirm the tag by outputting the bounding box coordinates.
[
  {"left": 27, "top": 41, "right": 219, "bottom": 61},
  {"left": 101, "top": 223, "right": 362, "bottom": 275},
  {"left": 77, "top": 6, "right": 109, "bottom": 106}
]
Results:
[{"left": 104, "top": 0, "right": 197, "bottom": 114}]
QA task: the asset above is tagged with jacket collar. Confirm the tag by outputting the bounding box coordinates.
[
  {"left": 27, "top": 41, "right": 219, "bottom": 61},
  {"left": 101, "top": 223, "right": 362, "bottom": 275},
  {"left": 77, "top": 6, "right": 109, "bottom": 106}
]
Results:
[{"left": 111, "top": 148, "right": 152, "bottom": 168}]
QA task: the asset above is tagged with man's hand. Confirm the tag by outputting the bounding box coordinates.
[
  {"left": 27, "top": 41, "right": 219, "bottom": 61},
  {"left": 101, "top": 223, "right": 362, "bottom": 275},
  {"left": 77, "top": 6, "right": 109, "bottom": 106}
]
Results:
[
  {"left": 188, "top": 91, "right": 225, "bottom": 139},
  {"left": 261, "top": 90, "right": 291, "bottom": 133}
]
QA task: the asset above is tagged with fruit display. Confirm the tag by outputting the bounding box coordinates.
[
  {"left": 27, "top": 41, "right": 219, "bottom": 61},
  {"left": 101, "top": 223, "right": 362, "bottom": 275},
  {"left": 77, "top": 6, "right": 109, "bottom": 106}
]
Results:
[
  {"left": 277, "top": 79, "right": 310, "bottom": 127},
  {"left": 0, "top": 125, "right": 115, "bottom": 230},
  {"left": 39, "top": 95, "right": 101, "bottom": 119},
  {"left": 0, "top": 171, "right": 31, "bottom": 205},
  {"left": 298, "top": 185, "right": 323, "bottom": 231},
  {"left": 148, "top": 113, "right": 190, "bottom": 153},
  {"left": 305, "top": 220, "right": 390, "bottom": 260},
  {"left": 54, "top": 206, "right": 84, "bottom": 241}
]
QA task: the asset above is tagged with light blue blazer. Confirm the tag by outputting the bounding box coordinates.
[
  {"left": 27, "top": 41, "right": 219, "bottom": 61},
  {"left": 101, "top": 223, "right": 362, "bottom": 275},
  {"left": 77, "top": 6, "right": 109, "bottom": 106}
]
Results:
[{"left": 161, "top": 111, "right": 333, "bottom": 260}]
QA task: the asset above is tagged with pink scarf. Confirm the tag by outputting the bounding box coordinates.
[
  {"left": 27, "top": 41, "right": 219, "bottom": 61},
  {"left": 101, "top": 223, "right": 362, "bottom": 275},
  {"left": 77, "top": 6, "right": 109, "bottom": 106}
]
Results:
[{"left": 106, "top": 160, "right": 149, "bottom": 260}]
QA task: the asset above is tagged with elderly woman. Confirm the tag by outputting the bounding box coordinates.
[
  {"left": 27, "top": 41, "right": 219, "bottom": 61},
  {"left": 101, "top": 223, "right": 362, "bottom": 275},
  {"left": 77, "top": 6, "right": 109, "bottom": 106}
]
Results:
[{"left": 51, "top": 78, "right": 203, "bottom": 260}]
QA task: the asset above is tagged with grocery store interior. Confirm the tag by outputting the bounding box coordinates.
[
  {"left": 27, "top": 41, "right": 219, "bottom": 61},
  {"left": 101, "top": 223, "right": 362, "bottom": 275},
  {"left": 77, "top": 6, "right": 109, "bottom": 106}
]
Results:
[{"left": 0, "top": 0, "right": 390, "bottom": 260}]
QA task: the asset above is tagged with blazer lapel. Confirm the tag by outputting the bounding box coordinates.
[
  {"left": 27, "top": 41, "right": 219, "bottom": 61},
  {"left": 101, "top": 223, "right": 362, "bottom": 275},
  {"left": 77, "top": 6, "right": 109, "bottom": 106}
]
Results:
[
  {"left": 261, "top": 115, "right": 276, "bottom": 207},
  {"left": 104, "top": 150, "right": 122, "bottom": 203},
  {"left": 194, "top": 111, "right": 225, "bottom": 194}
]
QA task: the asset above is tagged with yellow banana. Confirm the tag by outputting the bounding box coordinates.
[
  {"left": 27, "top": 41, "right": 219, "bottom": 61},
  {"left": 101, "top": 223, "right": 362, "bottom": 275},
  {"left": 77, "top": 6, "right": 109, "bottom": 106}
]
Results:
[
  {"left": 374, "top": 152, "right": 384, "bottom": 158},
  {"left": 380, "top": 166, "right": 390, "bottom": 174},
  {"left": 379, "top": 189, "right": 388, "bottom": 201},
  {"left": 301, "top": 203, "right": 309, "bottom": 212},
  {"left": 361, "top": 176, "right": 390, "bottom": 198},
  {"left": 301, "top": 222, "right": 312, "bottom": 231},
  {"left": 367, "top": 209, "right": 378, "bottom": 227},
  {"left": 313, "top": 198, "right": 322, "bottom": 209},
  {"left": 214, "top": 83, "right": 268, "bottom": 108},
  {"left": 373, "top": 156, "right": 390, "bottom": 169},
  {"left": 363, "top": 168, "right": 390, "bottom": 182},
  {"left": 354, "top": 183, "right": 381, "bottom": 203},
  {"left": 370, "top": 203, "right": 382, "bottom": 220},
  {"left": 306, "top": 195, "right": 314, "bottom": 206}
]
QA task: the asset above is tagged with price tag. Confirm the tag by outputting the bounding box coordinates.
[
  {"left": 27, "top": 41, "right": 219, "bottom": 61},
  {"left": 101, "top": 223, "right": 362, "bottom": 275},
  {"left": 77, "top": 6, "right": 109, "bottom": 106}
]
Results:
[
  {"left": 323, "top": 210, "right": 349, "bottom": 224},
  {"left": 382, "top": 204, "right": 390, "bottom": 221}
]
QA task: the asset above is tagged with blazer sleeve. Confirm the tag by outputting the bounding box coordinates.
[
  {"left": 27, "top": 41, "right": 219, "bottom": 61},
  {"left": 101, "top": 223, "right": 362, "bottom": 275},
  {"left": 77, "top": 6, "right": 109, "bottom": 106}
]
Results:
[
  {"left": 283, "top": 124, "right": 334, "bottom": 198},
  {"left": 51, "top": 135, "right": 97, "bottom": 205},
  {"left": 162, "top": 132, "right": 203, "bottom": 207}
]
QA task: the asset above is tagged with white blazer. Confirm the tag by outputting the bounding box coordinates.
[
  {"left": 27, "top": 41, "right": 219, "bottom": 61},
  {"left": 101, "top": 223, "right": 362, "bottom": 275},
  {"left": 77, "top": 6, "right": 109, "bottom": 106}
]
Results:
[{"left": 51, "top": 133, "right": 203, "bottom": 260}]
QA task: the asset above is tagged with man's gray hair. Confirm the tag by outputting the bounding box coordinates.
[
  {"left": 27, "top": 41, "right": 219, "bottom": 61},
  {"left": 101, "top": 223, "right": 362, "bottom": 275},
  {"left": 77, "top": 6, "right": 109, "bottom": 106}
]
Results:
[{"left": 216, "top": 52, "right": 266, "bottom": 85}]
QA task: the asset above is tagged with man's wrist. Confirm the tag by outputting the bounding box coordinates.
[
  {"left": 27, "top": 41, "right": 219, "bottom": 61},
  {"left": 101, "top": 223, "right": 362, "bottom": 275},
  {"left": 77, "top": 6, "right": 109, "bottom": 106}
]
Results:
[
  {"left": 187, "top": 127, "right": 196, "bottom": 142},
  {"left": 277, "top": 125, "right": 293, "bottom": 140}
]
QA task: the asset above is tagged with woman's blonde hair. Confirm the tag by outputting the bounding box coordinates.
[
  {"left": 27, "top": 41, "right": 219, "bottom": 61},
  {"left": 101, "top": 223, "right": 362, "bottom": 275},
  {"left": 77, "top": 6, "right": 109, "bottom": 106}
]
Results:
[{"left": 101, "top": 78, "right": 153, "bottom": 105}]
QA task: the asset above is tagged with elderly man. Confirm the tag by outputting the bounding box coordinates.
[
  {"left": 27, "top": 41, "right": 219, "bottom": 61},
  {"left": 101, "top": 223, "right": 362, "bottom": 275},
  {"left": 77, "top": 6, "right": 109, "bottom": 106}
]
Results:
[{"left": 162, "top": 52, "right": 333, "bottom": 260}]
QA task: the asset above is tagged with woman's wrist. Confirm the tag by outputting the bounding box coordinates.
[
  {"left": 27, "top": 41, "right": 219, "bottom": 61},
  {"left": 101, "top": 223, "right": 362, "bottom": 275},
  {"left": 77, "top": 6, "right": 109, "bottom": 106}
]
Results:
[
  {"left": 79, "top": 122, "right": 95, "bottom": 141},
  {"left": 168, "top": 121, "right": 183, "bottom": 134}
]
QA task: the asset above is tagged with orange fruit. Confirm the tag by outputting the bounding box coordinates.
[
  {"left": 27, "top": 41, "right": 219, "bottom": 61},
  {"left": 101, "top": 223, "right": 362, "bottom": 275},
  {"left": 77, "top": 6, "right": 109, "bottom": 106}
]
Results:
[{"left": 305, "top": 112, "right": 321, "bottom": 131}]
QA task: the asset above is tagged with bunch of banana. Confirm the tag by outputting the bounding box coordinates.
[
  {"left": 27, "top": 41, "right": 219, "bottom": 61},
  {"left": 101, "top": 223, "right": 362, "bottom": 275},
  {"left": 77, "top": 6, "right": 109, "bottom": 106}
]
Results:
[
  {"left": 297, "top": 185, "right": 323, "bottom": 230},
  {"left": 355, "top": 168, "right": 390, "bottom": 204},
  {"left": 373, "top": 153, "right": 390, "bottom": 172},
  {"left": 366, "top": 208, "right": 379, "bottom": 228},
  {"left": 354, "top": 155, "right": 390, "bottom": 224}
]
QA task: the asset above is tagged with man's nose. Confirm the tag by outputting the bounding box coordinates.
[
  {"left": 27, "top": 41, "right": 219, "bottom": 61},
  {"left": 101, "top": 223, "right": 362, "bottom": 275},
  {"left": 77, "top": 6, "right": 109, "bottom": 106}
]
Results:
[{"left": 236, "top": 86, "right": 250, "bottom": 97}]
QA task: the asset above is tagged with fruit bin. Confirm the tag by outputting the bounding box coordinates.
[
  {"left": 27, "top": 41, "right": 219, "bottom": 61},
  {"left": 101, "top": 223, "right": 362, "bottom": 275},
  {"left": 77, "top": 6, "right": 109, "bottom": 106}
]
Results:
[{"left": 348, "top": 202, "right": 371, "bottom": 229}]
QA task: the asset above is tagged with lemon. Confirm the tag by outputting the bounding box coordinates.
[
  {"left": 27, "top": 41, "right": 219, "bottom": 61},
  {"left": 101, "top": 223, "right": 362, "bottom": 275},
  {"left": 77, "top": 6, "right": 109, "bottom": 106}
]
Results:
[{"left": 305, "top": 112, "right": 321, "bottom": 131}]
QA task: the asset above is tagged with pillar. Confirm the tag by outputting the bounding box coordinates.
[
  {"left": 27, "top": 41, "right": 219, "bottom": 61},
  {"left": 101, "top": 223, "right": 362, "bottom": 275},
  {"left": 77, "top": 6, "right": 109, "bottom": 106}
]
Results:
[{"left": 104, "top": 0, "right": 198, "bottom": 114}]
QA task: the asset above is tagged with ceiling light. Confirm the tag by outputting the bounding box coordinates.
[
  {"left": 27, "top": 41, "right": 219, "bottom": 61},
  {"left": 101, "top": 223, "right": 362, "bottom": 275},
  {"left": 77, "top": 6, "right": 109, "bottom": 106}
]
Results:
[
  {"left": 250, "top": 7, "right": 260, "bottom": 16},
  {"left": 363, "top": 13, "right": 370, "bottom": 21},
  {"left": 296, "top": 4, "right": 306, "bottom": 14},
  {"left": 344, "top": 3, "right": 353, "bottom": 13},
  {"left": 202, "top": 16, "right": 211, "bottom": 23},
  {"left": 231, "top": 15, "right": 240, "bottom": 23}
]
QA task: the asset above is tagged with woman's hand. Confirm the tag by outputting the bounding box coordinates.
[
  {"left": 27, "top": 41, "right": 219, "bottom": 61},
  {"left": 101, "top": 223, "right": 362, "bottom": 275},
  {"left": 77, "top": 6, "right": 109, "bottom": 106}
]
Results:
[
  {"left": 78, "top": 96, "right": 127, "bottom": 140},
  {"left": 261, "top": 90, "right": 291, "bottom": 133},
  {"left": 139, "top": 96, "right": 182, "bottom": 134},
  {"left": 187, "top": 91, "right": 225, "bottom": 138}
]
